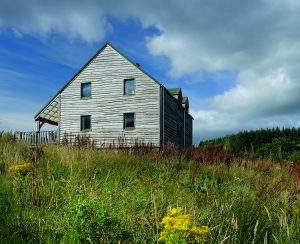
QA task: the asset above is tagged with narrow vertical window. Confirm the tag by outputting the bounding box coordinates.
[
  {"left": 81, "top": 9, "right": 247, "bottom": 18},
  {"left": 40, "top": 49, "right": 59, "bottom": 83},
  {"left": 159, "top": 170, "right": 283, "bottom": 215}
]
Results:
[
  {"left": 81, "top": 115, "right": 91, "bottom": 131},
  {"left": 124, "top": 113, "right": 135, "bottom": 129},
  {"left": 177, "top": 123, "right": 180, "bottom": 136},
  {"left": 124, "top": 79, "right": 135, "bottom": 95},
  {"left": 81, "top": 82, "right": 91, "bottom": 98}
]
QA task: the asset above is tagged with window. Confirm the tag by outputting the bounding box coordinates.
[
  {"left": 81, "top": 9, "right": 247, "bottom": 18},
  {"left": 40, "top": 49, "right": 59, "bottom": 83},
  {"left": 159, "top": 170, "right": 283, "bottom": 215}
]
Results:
[
  {"left": 124, "top": 113, "right": 135, "bottom": 129},
  {"left": 124, "top": 79, "right": 135, "bottom": 95},
  {"left": 81, "top": 115, "right": 91, "bottom": 131},
  {"left": 81, "top": 82, "right": 91, "bottom": 98},
  {"left": 177, "top": 123, "right": 180, "bottom": 136}
]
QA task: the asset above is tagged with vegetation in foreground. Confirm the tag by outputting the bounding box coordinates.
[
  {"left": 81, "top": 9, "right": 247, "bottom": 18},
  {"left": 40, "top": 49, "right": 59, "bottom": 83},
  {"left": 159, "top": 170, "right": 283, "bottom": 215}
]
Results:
[{"left": 0, "top": 133, "right": 299, "bottom": 243}]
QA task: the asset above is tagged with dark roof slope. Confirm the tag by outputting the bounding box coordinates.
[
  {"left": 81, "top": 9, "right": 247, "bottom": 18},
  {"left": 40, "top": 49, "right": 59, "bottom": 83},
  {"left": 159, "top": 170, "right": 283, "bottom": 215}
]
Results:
[
  {"left": 182, "top": 96, "right": 188, "bottom": 104},
  {"left": 167, "top": 88, "right": 181, "bottom": 95}
]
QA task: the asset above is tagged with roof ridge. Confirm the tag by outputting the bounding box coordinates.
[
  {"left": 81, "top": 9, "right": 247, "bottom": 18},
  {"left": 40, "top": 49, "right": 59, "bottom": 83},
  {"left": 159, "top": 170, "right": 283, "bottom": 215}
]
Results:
[
  {"left": 35, "top": 42, "right": 167, "bottom": 119},
  {"left": 35, "top": 42, "right": 110, "bottom": 119}
]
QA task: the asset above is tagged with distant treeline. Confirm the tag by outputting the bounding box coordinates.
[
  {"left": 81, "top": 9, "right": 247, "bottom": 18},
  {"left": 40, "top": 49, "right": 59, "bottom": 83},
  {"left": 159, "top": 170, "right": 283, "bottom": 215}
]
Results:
[{"left": 199, "top": 127, "right": 300, "bottom": 161}]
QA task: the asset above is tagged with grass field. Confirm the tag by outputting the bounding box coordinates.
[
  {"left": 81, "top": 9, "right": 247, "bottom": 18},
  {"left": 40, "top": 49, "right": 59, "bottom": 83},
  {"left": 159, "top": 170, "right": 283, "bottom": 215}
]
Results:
[{"left": 0, "top": 133, "right": 299, "bottom": 243}]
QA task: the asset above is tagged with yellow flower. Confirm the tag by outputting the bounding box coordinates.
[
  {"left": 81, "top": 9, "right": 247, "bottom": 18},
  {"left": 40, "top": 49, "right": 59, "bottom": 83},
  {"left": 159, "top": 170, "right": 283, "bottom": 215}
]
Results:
[
  {"left": 170, "top": 207, "right": 183, "bottom": 216},
  {"left": 159, "top": 207, "right": 211, "bottom": 243},
  {"left": 172, "top": 214, "right": 192, "bottom": 231},
  {"left": 190, "top": 226, "right": 210, "bottom": 235},
  {"left": 9, "top": 162, "right": 31, "bottom": 175},
  {"left": 190, "top": 226, "right": 211, "bottom": 242}
]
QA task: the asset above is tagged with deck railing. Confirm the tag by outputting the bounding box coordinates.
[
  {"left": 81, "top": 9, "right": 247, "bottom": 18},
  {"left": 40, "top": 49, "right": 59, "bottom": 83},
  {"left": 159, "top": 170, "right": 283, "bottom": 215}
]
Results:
[
  {"left": 15, "top": 131, "right": 58, "bottom": 145},
  {"left": 14, "top": 131, "right": 155, "bottom": 148}
]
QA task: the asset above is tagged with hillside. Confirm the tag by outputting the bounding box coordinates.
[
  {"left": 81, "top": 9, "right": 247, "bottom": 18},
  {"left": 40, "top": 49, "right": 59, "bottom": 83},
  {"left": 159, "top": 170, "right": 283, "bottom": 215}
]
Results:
[
  {"left": 0, "top": 133, "right": 299, "bottom": 243},
  {"left": 199, "top": 128, "right": 300, "bottom": 161}
]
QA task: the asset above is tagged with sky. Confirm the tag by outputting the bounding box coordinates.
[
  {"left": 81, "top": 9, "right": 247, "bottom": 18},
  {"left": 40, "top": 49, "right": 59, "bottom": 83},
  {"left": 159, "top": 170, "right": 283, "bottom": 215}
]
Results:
[{"left": 1, "top": 0, "right": 300, "bottom": 143}]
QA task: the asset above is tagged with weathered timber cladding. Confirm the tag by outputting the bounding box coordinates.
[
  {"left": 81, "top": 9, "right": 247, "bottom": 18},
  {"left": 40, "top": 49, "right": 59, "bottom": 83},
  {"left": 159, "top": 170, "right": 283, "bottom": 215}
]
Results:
[
  {"left": 185, "top": 114, "right": 193, "bottom": 146},
  {"left": 60, "top": 45, "right": 160, "bottom": 147},
  {"left": 163, "top": 89, "right": 185, "bottom": 147}
]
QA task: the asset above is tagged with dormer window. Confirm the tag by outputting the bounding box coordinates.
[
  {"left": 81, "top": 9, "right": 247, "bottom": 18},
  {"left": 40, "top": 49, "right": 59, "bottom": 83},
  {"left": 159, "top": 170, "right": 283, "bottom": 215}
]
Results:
[
  {"left": 81, "top": 82, "right": 91, "bottom": 99},
  {"left": 124, "top": 79, "right": 135, "bottom": 95}
]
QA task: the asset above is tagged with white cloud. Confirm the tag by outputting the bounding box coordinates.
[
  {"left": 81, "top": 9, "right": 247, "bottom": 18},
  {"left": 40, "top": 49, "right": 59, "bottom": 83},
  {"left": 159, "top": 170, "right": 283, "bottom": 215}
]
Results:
[
  {"left": 0, "top": 0, "right": 112, "bottom": 43},
  {"left": 212, "top": 68, "right": 300, "bottom": 117},
  {"left": 190, "top": 68, "right": 300, "bottom": 141}
]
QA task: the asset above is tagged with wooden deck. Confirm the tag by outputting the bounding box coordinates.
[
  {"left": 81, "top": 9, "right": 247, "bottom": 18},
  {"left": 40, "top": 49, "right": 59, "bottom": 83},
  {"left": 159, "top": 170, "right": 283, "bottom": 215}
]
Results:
[{"left": 15, "top": 131, "right": 58, "bottom": 145}]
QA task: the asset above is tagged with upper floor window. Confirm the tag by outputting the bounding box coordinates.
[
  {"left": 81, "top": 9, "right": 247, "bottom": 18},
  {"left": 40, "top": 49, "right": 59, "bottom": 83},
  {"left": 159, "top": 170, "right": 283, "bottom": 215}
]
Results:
[
  {"left": 124, "top": 113, "right": 135, "bottom": 130},
  {"left": 124, "top": 79, "right": 135, "bottom": 95},
  {"left": 81, "top": 115, "right": 91, "bottom": 131},
  {"left": 81, "top": 82, "right": 91, "bottom": 99}
]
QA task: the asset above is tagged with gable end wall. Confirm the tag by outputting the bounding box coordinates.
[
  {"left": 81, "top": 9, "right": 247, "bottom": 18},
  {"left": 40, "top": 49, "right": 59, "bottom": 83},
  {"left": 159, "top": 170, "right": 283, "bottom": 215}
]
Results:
[{"left": 60, "top": 45, "right": 161, "bottom": 147}]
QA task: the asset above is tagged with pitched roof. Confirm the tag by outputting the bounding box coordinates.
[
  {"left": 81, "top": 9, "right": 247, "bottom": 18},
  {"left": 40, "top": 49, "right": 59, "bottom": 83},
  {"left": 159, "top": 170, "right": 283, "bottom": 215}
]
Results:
[
  {"left": 182, "top": 96, "right": 188, "bottom": 104},
  {"left": 36, "top": 95, "right": 59, "bottom": 125},
  {"left": 35, "top": 42, "right": 163, "bottom": 120},
  {"left": 167, "top": 88, "right": 181, "bottom": 95}
]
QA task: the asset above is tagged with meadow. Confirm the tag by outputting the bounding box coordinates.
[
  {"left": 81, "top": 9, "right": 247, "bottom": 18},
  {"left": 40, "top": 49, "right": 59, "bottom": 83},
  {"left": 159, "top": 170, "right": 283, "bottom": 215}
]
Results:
[{"left": 0, "top": 133, "right": 299, "bottom": 243}]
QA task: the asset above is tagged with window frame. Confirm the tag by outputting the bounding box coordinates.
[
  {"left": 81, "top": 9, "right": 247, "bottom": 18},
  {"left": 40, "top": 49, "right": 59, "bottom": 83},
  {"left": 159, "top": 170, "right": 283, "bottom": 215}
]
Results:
[
  {"left": 123, "top": 78, "right": 135, "bottom": 96},
  {"left": 81, "top": 115, "right": 91, "bottom": 132},
  {"left": 81, "top": 82, "right": 91, "bottom": 99},
  {"left": 123, "top": 113, "right": 135, "bottom": 130}
]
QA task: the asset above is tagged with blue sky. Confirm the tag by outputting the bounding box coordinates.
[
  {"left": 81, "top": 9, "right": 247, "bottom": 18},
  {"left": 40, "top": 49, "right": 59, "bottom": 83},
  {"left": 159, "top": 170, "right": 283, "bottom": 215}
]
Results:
[{"left": 1, "top": 0, "right": 300, "bottom": 143}]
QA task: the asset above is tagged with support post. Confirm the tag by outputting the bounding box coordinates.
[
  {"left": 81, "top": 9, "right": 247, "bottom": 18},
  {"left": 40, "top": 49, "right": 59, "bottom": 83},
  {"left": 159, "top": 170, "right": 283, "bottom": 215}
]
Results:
[{"left": 36, "top": 120, "right": 45, "bottom": 132}]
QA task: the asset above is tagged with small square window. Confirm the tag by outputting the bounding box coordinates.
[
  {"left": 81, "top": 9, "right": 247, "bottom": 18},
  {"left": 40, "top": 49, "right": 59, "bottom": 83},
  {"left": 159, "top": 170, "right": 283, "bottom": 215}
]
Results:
[
  {"left": 124, "top": 113, "right": 135, "bottom": 129},
  {"left": 124, "top": 79, "right": 135, "bottom": 95},
  {"left": 81, "top": 115, "right": 91, "bottom": 131},
  {"left": 81, "top": 83, "right": 91, "bottom": 98}
]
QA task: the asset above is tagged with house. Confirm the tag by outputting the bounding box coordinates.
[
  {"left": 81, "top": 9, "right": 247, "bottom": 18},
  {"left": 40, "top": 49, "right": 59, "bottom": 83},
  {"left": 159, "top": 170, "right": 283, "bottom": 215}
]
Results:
[{"left": 34, "top": 42, "right": 193, "bottom": 147}]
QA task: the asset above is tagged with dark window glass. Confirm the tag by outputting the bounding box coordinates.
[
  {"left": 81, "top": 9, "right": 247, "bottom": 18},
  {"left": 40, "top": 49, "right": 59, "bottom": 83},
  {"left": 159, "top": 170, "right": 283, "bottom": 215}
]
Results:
[
  {"left": 177, "top": 124, "right": 180, "bottom": 136},
  {"left": 124, "top": 79, "right": 135, "bottom": 95},
  {"left": 81, "top": 83, "right": 91, "bottom": 98},
  {"left": 81, "top": 115, "right": 91, "bottom": 131},
  {"left": 124, "top": 113, "right": 135, "bottom": 129}
]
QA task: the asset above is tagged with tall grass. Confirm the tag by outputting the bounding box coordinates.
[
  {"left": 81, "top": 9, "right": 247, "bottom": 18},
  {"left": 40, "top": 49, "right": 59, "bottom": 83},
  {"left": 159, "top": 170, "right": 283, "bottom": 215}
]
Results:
[{"left": 0, "top": 132, "right": 299, "bottom": 243}]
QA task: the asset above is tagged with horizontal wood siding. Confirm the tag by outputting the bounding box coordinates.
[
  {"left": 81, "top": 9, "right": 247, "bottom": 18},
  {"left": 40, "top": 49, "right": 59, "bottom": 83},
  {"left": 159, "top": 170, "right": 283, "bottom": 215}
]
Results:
[
  {"left": 60, "top": 45, "right": 160, "bottom": 147},
  {"left": 163, "top": 89, "right": 184, "bottom": 147}
]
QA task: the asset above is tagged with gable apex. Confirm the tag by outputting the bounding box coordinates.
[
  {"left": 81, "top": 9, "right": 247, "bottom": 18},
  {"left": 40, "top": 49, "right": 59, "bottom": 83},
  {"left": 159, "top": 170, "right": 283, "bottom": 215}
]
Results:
[
  {"left": 35, "top": 42, "right": 164, "bottom": 120},
  {"left": 107, "top": 42, "right": 162, "bottom": 86},
  {"left": 35, "top": 42, "right": 110, "bottom": 119}
]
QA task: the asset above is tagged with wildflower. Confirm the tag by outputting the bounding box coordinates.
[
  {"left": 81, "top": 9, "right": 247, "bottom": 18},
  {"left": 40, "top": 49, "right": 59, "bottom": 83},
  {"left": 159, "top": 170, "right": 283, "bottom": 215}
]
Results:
[
  {"left": 9, "top": 162, "right": 31, "bottom": 175},
  {"left": 158, "top": 207, "right": 211, "bottom": 243},
  {"left": 170, "top": 207, "right": 183, "bottom": 216},
  {"left": 190, "top": 226, "right": 211, "bottom": 242}
]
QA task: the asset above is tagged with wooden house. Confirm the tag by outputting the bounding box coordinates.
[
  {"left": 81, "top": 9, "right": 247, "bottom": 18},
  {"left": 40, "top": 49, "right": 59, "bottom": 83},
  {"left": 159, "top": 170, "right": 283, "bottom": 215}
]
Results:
[{"left": 34, "top": 42, "right": 193, "bottom": 147}]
